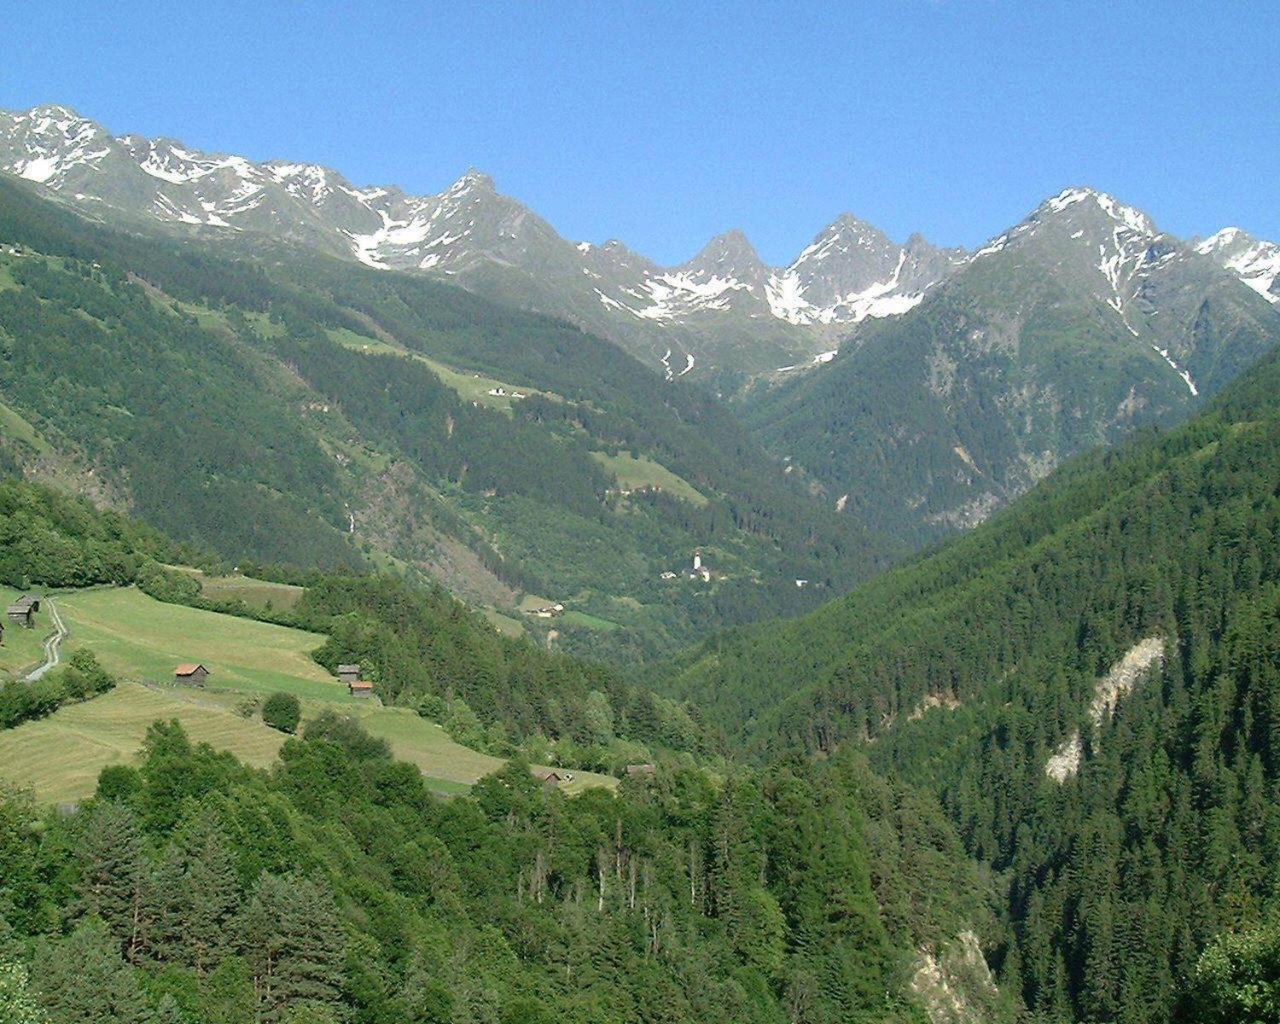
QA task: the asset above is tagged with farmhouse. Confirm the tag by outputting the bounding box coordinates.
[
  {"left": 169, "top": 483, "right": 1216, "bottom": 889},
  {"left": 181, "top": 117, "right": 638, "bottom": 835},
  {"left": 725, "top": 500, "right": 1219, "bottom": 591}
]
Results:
[
  {"left": 174, "top": 663, "right": 210, "bottom": 686},
  {"left": 348, "top": 680, "right": 374, "bottom": 698},
  {"left": 337, "top": 663, "right": 361, "bottom": 685},
  {"left": 6, "top": 603, "right": 34, "bottom": 628}
]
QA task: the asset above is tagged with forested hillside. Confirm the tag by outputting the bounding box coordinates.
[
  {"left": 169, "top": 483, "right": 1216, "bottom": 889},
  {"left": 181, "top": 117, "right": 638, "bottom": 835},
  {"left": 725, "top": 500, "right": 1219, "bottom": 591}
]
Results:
[
  {"left": 0, "top": 717, "right": 1009, "bottom": 1024},
  {"left": 0, "top": 172, "right": 888, "bottom": 658},
  {"left": 667, "top": 342, "right": 1280, "bottom": 1021}
]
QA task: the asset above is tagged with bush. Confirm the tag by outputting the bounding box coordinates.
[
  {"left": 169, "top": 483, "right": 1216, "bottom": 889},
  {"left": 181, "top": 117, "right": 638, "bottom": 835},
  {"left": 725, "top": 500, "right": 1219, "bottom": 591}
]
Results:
[
  {"left": 261, "top": 692, "right": 301, "bottom": 734},
  {"left": 0, "top": 649, "right": 114, "bottom": 730}
]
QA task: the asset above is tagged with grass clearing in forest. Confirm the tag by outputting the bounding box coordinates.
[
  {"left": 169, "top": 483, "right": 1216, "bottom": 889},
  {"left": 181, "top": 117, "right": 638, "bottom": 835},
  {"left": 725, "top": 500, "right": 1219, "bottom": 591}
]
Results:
[
  {"left": 187, "top": 570, "right": 306, "bottom": 612},
  {"left": 0, "top": 398, "right": 50, "bottom": 452},
  {"left": 325, "top": 327, "right": 555, "bottom": 412},
  {"left": 561, "top": 610, "right": 622, "bottom": 632},
  {"left": 2, "top": 586, "right": 617, "bottom": 801},
  {"left": 0, "top": 682, "right": 287, "bottom": 804},
  {"left": 56, "top": 587, "right": 346, "bottom": 702},
  {"left": 590, "top": 451, "right": 707, "bottom": 506}
]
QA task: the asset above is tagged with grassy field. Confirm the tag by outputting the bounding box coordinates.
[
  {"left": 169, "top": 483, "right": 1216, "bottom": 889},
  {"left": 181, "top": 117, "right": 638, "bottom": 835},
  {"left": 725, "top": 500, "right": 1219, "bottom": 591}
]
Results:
[
  {"left": 0, "top": 398, "right": 50, "bottom": 452},
  {"left": 0, "top": 682, "right": 287, "bottom": 805},
  {"left": 181, "top": 569, "right": 306, "bottom": 612},
  {"left": 0, "top": 587, "right": 52, "bottom": 679},
  {"left": 57, "top": 587, "right": 348, "bottom": 702},
  {"left": 482, "top": 608, "right": 526, "bottom": 638},
  {"left": 0, "top": 680, "right": 615, "bottom": 803},
  {"left": 591, "top": 451, "right": 708, "bottom": 506},
  {"left": 561, "top": 610, "right": 622, "bottom": 632},
  {"left": 325, "top": 327, "right": 555, "bottom": 413},
  {"left": 0, "top": 586, "right": 617, "bottom": 801}
]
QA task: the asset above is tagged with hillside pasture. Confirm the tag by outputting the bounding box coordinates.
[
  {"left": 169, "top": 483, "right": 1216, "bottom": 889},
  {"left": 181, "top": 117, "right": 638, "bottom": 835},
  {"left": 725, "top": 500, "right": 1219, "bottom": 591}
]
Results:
[
  {"left": 0, "top": 682, "right": 286, "bottom": 804},
  {"left": 0, "top": 586, "right": 51, "bottom": 678},
  {"left": 591, "top": 451, "right": 708, "bottom": 506},
  {"left": 2, "top": 586, "right": 617, "bottom": 801},
  {"left": 191, "top": 570, "right": 306, "bottom": 612},
  {"left": 56, "top": 587, "right": 347, "bottom": 701}
]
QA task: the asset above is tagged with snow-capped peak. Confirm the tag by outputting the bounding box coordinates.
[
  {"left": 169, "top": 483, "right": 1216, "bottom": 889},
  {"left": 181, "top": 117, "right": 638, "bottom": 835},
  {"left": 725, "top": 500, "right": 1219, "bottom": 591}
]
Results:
[
  {"left": 444, "top": 168, "right": 495, "bottom": 197},
  {"left": 1196, "top": 227, "right": 1280, "bottom": 303},
  {"left": 1042, "top": 186, "right": 1156, "bottom": 236}
]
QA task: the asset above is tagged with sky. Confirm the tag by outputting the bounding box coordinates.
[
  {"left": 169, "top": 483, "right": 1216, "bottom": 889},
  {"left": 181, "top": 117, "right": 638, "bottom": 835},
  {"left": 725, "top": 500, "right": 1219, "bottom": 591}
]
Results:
[{"left": 1, "top": 1, "right": 1277, "bottom": 265}]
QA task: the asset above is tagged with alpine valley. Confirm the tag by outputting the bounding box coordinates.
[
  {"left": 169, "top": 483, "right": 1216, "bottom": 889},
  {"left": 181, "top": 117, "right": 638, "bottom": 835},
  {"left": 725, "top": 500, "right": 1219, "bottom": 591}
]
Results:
[{"left": 1, "top": 99, "right": 1279, "bottom": 1024}]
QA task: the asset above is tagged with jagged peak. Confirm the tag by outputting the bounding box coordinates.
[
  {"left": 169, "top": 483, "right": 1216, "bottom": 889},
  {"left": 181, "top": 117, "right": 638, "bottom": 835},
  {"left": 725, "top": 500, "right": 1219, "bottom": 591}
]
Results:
[
  {"left": 22, "top": 103, "right": 89, "bottom": 122},
  {"left": 1195, "top": 226, "right": 1255, "bottom": 253},
  {"left": 692, "top": 228, "right": 762, "bottom": 266},
  {"left": 1038, "top": 186, "right": 1155, "bottom": 235},
  {"left": 444, "top": 167, "right": 496, "bottom": 197}
]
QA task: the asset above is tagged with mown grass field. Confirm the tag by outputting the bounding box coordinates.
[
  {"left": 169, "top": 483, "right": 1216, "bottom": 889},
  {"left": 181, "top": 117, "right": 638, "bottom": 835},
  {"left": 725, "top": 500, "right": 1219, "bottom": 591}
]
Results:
[
  {"left": 590, "top": 451, "right": 708, "bottom": 506},
  {"left": 0, "top": 682, "right": 286, "bottom": 805},
  {"left": 57, "top": 587, "right": 348, "bottom": 701},
  {"left": 1, "top": 586, "right": 616, "bottom": 801},
  {"left": 0, "top": 586, "right": 51, "bottom": 679},
  {"left": 183, "top": 569, "right": 306, "bottom": 612},
  {"left": 561, "top": 610, "right": 622, "bottom": 632}
]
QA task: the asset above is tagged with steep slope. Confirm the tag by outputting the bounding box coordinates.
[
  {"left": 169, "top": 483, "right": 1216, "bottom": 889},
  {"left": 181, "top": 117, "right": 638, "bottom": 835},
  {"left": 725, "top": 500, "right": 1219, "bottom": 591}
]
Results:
[
  {"left": 666, "top": 340, "right": 1280, "bottom": 1022},
  {"left": 745, "top": 187, "right": 1280, "bottom": 544},
  {"left": 0, "top": 104, "right": 960, "bottom": 385},
  {"left": 0, "top": 172, "right": 888, "bottom": 657}
]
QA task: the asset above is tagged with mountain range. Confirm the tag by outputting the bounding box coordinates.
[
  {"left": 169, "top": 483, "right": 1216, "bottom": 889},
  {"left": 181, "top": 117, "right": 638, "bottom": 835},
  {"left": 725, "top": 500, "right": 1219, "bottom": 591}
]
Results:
[
  {"left": 0, "top": 104, "right": 989, "bottom": 384},
  {"left": 3, "top": 101, "right": 1280, "bottom": 591},
  {"left": 744, "top": 185, "right": 1280, "bottom": 542}
]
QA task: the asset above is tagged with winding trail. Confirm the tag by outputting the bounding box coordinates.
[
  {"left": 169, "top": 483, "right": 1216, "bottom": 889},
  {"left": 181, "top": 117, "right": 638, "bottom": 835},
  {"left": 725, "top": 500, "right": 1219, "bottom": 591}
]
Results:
[{"left": 24, "top": 599, "right": 68, "bottom": 682}]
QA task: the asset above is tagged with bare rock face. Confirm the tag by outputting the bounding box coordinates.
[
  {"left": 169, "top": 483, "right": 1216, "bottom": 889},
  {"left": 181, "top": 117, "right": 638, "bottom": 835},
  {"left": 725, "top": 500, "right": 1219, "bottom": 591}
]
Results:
[
  {"left": 1046, "top": 636, "right": 1165, "bottom": 782},
  {"left": 911, "top": 931, "right": 1007, "bottom": 1024}
]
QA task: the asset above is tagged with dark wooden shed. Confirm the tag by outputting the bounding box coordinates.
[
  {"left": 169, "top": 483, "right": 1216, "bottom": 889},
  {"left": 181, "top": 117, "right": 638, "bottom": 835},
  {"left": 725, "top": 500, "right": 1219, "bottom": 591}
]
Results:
[{"left": 174, "top": 663, "right": 210, "bottom": 686}]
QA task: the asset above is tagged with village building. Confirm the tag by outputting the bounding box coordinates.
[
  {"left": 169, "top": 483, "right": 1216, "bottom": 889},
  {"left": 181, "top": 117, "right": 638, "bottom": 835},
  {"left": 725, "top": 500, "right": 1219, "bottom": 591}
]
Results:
[
  {"left": 174, "top": 663, "right": 210, "bottom": 686},
  {"left": 6, "top": 602, "right": 34, "bottom": 628},
  {"left": 348, "top": 680, "right": 375, "bottom": 698},
  {"left": 337, "top": 663, "right": 361, "bottom": 685}
]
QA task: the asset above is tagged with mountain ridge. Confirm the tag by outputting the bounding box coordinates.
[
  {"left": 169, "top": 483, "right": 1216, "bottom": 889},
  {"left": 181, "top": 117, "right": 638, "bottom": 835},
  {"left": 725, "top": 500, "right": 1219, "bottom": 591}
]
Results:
[{"left": 0, "top": 103, "right": 964, "bottom": 382}]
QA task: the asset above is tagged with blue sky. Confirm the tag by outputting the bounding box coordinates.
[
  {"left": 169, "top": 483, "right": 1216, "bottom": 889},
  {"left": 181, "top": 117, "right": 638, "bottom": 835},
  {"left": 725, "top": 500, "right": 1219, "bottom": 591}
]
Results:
[{"left": 1, "top": 2, "right": 1276, "bottom": 265}]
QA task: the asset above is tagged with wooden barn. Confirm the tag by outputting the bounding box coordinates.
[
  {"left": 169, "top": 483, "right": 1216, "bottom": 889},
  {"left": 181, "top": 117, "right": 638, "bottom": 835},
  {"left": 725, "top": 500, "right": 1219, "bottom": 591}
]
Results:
[
  {"left": 532, "top": 767, "right": 564, "bottom": 788},
  {"left": 348, "top": 680, "right": 374, "bottom": 698},
  {"left": 6, "top": 602, "right": 34, "bottom": 628},
  {"left": 174, "top": 663, "right": 210, "bottom": 686},
  {"left": 337, "top": 663, "right": 360, "bottom": 685}
]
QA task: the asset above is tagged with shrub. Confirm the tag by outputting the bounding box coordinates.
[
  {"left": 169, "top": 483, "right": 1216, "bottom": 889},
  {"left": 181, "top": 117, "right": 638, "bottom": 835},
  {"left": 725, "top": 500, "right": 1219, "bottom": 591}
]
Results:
[{"left": 262, "top": 692, "right": 301, "bottom": 734}]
